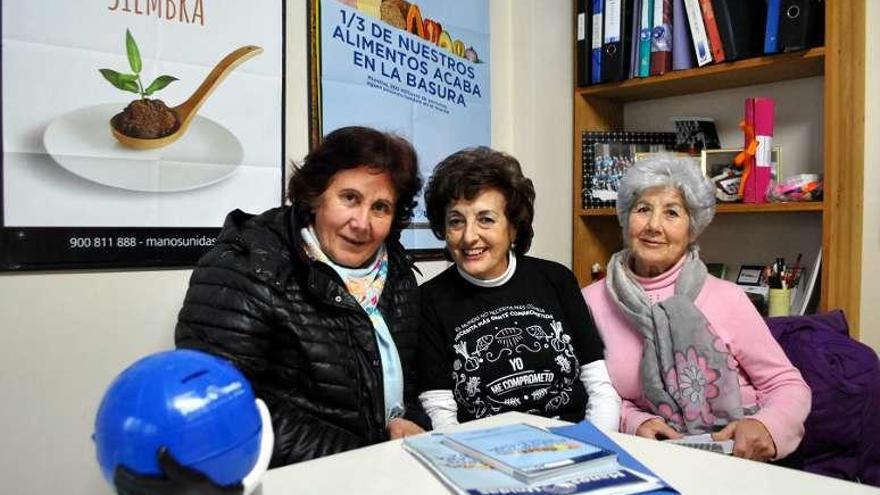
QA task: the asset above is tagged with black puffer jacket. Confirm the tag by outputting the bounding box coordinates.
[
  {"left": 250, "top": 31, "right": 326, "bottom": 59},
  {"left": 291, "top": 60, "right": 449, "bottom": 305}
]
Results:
[{"left": 175, "top": 207, "right": 429, "bottom": 467}]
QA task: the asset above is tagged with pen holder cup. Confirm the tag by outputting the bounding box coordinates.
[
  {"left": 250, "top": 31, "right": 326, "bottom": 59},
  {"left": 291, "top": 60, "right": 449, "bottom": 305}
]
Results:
[{"left": 768, "top": 288, "right": 791, "bottom": 317}]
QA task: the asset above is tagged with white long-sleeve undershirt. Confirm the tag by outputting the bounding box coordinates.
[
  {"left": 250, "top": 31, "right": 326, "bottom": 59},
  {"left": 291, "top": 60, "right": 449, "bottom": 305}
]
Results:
[{"left": 419, "top": 359, "right": 621, "bottom": 431}]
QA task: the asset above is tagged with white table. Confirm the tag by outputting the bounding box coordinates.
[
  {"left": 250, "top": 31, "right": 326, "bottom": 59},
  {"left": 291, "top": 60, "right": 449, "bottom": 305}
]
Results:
[{"left": 260, "top": 412, "right": 878, "bottom": 495}]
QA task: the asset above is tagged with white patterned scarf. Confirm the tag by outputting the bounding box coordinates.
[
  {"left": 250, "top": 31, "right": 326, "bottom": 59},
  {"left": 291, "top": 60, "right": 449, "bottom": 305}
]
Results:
[{"left": 300, "top": 226, "right": 404, "bottom": 421}]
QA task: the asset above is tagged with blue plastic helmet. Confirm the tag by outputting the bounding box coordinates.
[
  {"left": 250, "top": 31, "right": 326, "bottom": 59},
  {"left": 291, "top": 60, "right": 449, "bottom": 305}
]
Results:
[{"left": 93, "top": 349, "right": 268, "bottom": 488}]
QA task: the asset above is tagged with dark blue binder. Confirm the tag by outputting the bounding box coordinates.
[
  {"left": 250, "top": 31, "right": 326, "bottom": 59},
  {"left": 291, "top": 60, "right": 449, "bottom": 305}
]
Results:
[
  {"left": 590, "top": 0, "right": 603, "bottom": 84},
  {"left": 550, "top": 421, "right": 679, "bottom": 494},
  {"left": 764, "top": 0, "right": 782, "bottom": 54}
]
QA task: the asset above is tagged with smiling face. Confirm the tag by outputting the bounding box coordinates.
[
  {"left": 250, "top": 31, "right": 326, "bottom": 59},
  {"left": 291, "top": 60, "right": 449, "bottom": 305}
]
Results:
[
  {"left": 312, "top": 166, "right": 396, "bottom": 268},
  {"left": 445, "top": 188, "right": 516, "bottom": 280},
  {"left": 627, "top": 186, "right": 692, "bottom": 277}
]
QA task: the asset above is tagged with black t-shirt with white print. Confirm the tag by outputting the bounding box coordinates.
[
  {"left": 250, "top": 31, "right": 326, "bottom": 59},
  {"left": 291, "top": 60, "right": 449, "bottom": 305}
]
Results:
[{"left": 418, "top": 256, "right": 604, "bottom": 423}]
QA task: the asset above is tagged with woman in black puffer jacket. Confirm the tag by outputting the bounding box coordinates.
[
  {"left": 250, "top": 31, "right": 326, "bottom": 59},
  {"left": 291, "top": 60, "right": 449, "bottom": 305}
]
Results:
[{"left": 175, "top": 126, "right": 430, "bottom": 468}]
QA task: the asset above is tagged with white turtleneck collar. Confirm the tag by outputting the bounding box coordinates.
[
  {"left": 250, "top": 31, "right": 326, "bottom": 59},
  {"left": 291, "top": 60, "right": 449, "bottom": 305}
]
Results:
[{"left": 456, "top": 251, "right": 517, "bottom": 288}]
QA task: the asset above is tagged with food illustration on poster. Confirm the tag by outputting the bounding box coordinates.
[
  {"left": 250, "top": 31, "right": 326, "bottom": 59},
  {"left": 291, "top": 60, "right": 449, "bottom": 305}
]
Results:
[
  {"left": 1, "top": 1, "right": 284, "bottom": 269},
  {"left": 101, "top": 29, "right": 181, "bottom": 141},
  {"left": 98, "top": 29, "right": 262, "bottom": 152},
  {"left": 40, "top": 29, "right": 263, "bottom": 192}
]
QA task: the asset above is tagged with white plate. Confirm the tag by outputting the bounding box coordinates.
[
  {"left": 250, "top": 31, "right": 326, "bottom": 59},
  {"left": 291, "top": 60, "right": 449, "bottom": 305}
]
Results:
[{"left": 43, "top": 103, "right": 243, "bottom": 192}]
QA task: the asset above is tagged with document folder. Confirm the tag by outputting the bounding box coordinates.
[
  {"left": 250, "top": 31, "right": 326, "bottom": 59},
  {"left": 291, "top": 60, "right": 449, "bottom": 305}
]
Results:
[
  {"left": 577, "top": 0, "right": 590, "bottom": 86},
  {"left": 764, "top": 0, "right": 782, "bottom": 54},
  {"left": 778, "top": 0, "right": 822, "bottom": 52},
  {"left": 602, "top": 0, "right": 637, "bottom": 83},
  {"left": 650, "top": 0, "right": 673, "bottom": 75},
  {"left": 591, "top": 0, "right": 604, "bottom": 84},
  {"left": 710, "top": 0, "right": 765, "bottom": 61},
  {"left": 753, "top": 97, "right": 775, "bottom": 203}
]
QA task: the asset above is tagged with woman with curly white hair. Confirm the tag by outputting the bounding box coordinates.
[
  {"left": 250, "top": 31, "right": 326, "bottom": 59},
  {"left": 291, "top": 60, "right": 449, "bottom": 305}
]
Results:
[{"left": 582, "top": 154, "right": 811, "bottom": 462}]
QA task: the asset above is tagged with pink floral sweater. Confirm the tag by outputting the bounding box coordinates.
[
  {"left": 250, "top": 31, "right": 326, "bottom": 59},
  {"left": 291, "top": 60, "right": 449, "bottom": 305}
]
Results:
[{"left": 581, "top": 260, "right": 811, "bottom": 459}]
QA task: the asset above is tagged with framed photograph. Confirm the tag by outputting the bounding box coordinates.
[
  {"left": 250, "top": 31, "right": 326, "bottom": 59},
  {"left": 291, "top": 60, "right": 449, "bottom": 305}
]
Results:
[
  {"left": 736, "top": 264, "right": 766, "bottom": 286},
  {"left": 701, "top": 147, "right": 781, "bottom": 203},
  {"left": 581, "top": 131, "right": 677, "bottom": 208},
  {"left": 1, "top": 2, "right": 285, "bottom": 270},
  {"left": 671, "top": 117, "right": 720, "bottom": 152},
  {"left": 308, "top": 0, "right": 491, "bottom": 260}
]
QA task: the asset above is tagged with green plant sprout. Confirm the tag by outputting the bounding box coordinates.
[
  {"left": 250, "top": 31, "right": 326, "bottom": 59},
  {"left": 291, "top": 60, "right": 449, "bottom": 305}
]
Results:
[{"left": 99, "top": 29, "right": 177, "bottom": 99}]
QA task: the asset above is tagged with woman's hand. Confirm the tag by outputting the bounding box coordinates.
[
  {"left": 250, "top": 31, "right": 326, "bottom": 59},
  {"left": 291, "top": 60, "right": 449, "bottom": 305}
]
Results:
[
  {"left": 712, "top": 418, "right": 777, "bottom": 461},
  {"left": 387, "top": 418, "right": 425, "bottom": 439},
  {"left": 634, "top": 418, "right": 683, "bottom": 440}
]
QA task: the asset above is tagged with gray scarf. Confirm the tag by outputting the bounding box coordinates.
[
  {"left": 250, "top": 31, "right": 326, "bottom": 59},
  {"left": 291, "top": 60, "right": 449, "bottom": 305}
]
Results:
[{"left": 606, "top": 246, "right": 744, "bottom": 433}]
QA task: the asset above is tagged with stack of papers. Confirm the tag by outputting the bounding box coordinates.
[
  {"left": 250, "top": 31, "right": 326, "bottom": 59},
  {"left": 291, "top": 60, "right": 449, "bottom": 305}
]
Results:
[
  {"left": 404, "top": 423, "right": 672, "bottom": 495},
  {"left": 442, "top": 424, "right": 618, "bottom": 483}
]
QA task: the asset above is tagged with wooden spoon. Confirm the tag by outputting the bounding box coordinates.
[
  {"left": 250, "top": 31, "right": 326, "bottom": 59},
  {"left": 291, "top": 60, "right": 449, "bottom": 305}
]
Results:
[{"left": 111, "top": 45, "right": 263, "bottom": 150}]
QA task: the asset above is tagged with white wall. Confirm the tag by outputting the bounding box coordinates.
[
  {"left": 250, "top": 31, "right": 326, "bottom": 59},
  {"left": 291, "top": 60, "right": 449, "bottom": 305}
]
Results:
[
  {"left": 492, "top": 1, "right": 573, "bottom": 265},
  {"left": 0, "top": 2, "right": 572, "bottom": 494},
  {"left": 860, "top": 2, "right": 880, "bottom": 349},
  {"left": 0, "top": 270, "right": 191, "bottom": 494}
]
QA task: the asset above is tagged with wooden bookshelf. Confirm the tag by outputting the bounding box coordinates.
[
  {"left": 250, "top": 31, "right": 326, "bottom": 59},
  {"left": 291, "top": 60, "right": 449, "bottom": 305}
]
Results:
[
  {"left": 577, "top": 48, "right": 824, "bottom": 102},
  {"left": 572, "top": 2, "right": 865, "bottom": 331},
  {"left": 577, "top": 202, "right": 824, "bottom": 218}
]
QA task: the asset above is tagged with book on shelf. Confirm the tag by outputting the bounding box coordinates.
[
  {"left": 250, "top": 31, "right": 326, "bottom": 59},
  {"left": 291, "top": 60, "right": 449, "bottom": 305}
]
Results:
[
  {"left": 404, "top": 428, "right": 668, "bottom": 495},
  {"left": 442, "top": 423, "right": 618, "bottom": 483},
  {"left": 698, "top": 0, "right": 725, "bottom": 63},
  {"left": 637, "top": 0, "right": 653, "bottom": 77},
  {"left": 602, "top": 0, "right": 637, "bottom": 83},
  {"left": 629, "top": 0, "right": 644, "bottom": 78},
  {"left": 741, "top": 97, "right": 774, "bottom": 203},
  {"left": 590, "top": 0, "right": 604, "bottom": 84},
  {"left": 681, "top": 0, "right": 712, "bottom": 67},
  {"left": 710, "top": 0, "right": 765, "bottom": 61},
  {"left": 573, "top": 0, "right": 825, "bottom": 86},
  {"left": 671, "top": 0, "right": 695, "bottom": 70},
  {"left": 764, "top": 0, "right": 782, "bottom": 54},
  {"left": 778, "top": 0, "right": 824, "bottom": 53},
  {"left": 792, "top": 246, "right": 821, "bottom": 316},
  {"left": 577, "top": 0, "right": 590, "bottom": 86},
  {"left": 649, "top": 0, "right": 673, "bottom": 75}
]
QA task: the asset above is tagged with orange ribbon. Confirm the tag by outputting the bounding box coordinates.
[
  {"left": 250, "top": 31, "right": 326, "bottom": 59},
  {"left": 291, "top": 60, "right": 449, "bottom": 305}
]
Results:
[{"left": 734, "top": 120, "right": 757, "bottom": 198}]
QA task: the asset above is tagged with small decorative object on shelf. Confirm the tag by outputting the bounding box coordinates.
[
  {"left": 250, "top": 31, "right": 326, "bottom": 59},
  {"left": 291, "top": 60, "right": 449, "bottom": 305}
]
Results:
[
  {"left": 703, "top": 147, "right": 781, "bottom": 203},
  {"left": 581, "top": 130, "right": 676, "bottom": 209},
  {"left": 767, "top": 173, "right": 823, "bottom": 202},
  {"left": 672, "top": 117, "right": 720, "bottom": 153}
]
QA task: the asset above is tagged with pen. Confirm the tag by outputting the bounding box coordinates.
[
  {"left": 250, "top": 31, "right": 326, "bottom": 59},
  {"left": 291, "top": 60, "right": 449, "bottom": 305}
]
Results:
[{"left": 790, "top": 253, "right": 802, "bottom": 288}]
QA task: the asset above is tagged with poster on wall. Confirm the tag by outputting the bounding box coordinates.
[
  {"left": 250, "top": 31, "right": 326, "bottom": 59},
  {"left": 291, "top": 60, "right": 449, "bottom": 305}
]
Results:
[
  {"left": 309, "top": 0, "right": 490, "bottom": 258},
  {"left": 0, "top": 1, "right": 284, "bottom": 270}
]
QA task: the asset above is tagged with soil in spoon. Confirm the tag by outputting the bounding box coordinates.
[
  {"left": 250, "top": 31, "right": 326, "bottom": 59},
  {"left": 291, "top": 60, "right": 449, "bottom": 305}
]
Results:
[{"left": 111, "top": 99, "right": 179, "bottom": 139}]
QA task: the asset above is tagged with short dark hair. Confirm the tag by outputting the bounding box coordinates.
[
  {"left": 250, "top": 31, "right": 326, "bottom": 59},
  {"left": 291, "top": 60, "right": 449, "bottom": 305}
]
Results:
[
  {"left": 424, "top": 147, "right": 535, "bottom": 255},
  {"left": 288, "top": 126, "right": 422, "bottom": 238}
]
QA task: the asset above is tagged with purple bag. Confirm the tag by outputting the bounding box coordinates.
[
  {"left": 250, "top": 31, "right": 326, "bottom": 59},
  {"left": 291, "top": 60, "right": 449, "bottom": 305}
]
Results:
[{"left": 766, "top": 310, "right": 880, "bottom": 486}]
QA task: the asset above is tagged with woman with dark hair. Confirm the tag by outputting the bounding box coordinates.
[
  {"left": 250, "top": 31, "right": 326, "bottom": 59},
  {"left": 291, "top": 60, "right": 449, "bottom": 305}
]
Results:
[
  {"left": 417, "top": 147, "right": 620, "bottom": 430},
  {"left": 174, "top": 126, "right": 429, "bottom": 468}
]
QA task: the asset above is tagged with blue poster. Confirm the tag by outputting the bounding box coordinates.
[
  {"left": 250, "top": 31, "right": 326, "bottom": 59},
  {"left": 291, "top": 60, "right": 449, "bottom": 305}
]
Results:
[{"left": 316, "top": 0, "right": 490, "bottom": 253}]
